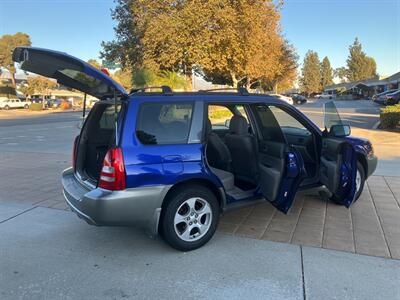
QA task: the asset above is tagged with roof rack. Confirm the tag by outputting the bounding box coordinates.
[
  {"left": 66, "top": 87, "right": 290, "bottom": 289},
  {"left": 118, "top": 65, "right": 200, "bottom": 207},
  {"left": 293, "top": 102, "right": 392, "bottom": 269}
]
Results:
[
  {"left": 130, "top": 86, "right": 173, "bottom": 95},
  {"left": 199, "top": 87, "right": 249, "bottom": 95}
]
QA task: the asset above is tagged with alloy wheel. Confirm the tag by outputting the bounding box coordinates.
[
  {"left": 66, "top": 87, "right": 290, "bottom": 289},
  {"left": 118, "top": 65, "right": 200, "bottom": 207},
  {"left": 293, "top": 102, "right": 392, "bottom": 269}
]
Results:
[
  {"left": 174, "top": 197, "right": 212, "bottom": 242},
  {"left": 355, "top": 169, "right": 361, "bottom": 194}
]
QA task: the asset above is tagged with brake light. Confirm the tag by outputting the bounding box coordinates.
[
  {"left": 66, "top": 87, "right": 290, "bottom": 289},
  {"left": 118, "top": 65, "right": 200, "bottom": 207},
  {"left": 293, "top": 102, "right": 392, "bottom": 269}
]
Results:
[
  {"left": 98, "top": 148, "right": 126, "bottom": 190},
  {"left": 72, "top": 135, "right": 79, "bottom": 170}
]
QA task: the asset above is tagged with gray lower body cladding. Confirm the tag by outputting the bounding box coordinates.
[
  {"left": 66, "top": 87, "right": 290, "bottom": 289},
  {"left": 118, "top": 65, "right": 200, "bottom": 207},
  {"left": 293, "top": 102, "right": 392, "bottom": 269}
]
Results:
[{"left": 62, "top": 167, "right": 172, "bottom": 235}]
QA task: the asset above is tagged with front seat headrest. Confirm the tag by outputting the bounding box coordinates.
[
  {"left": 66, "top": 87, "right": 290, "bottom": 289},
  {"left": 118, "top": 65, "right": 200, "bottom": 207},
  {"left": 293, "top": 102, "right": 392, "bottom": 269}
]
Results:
[{"left": 229, "top": 115, "right": 248, "bottom": 135}]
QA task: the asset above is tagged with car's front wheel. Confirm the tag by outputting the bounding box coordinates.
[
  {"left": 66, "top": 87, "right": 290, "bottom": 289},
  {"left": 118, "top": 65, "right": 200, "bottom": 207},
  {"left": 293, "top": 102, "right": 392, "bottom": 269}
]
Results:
[
  {"left": 160, "top": 184, "right": 219, "bottom": 251},
  {"left": 24, "top": 104, "right": 29, "bottom": 109},
  {"left": 4, "top": 105, "right": 9, "bottom": 110},
  {"left": 355, "top": 161, "right": 366, "bottom": 201}
]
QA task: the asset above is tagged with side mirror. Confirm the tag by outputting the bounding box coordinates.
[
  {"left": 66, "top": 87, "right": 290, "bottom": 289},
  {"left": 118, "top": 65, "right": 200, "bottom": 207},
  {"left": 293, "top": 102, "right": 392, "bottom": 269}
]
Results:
[
  {"left": 330, "top": 124, "right": 351, "bottom": 137},
  {"left": 224, "top": 119, "right": 230, "bottom": 128}
]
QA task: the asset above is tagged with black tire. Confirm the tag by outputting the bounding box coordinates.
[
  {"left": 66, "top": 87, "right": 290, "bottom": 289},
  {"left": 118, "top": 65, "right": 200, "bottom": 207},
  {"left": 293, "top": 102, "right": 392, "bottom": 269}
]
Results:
[
  {"left": 24, "top": 104, "right": 29, "bottom": 109},
  {"left": 354, "top": 161, "right": 366, "bottom": 201},
  {"left": 331, "top": 160, "right": 365, "bottom": 205},
  {"left": 4, "top": 105, "right": 9, "bottom": 110},
  {"left": 160, "top": 184, "right": 219, "bottom": 251}
]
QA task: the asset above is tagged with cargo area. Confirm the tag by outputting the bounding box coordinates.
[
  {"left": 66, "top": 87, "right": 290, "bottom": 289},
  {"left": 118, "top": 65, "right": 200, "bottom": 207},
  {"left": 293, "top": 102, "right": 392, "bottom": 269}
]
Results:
[{"left": 75, "top": 101, "right": 121, "bottom": 184}]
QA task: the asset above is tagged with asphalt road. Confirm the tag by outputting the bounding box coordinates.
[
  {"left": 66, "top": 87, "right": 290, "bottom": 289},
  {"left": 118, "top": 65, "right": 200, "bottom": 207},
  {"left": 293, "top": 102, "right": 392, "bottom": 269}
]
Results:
[
  {"left": 0, "top": 112, "right": 80, "bottom": 154},
  {"left": 296, "top": 99, "right": 381, "bottom": 129}
]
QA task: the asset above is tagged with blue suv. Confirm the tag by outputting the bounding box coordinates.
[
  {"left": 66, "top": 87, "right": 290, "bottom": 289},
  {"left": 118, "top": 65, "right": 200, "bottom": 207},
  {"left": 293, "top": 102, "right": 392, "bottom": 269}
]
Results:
[{"left": 13, "top": 47, "right": 378, "bottom": 251}]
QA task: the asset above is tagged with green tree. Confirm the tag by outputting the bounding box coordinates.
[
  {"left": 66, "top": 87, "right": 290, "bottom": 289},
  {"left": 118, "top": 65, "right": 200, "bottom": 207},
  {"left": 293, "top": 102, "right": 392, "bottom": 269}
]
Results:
[
  {"left": 346, "top": 38, "right": 377, "bottom": 81},
  {"left": 0, "top": 33, "right": 31, "bottom": 86},
  {"left": 113, "top": 68, "right": 133, "bottom": 90},
  {"left": 101, "top": 0, "right": 286, "bottom": 90},
  {"left": 260, "top": 40, "right": 298, "bottom": 93},
  {"left": 19, "top": 83, "right": 34, "bottom": 97},
  {"left": 320, "top": 56, "right": 334, "bottom": 89},
  {"left": 334, "top": 67, "right": 348, "bottom": 83},
  {"left": 26, "top": 76, "right": 57, "bottom": 108},
  {"left": 300, "top": 50, "right": 321, "bottom": 96},
  {"left": 132, "top": 69, "right": 189, "bottom": 90},
  {"left": 87, "top": 59, "right": 101, "bottom": 69}
]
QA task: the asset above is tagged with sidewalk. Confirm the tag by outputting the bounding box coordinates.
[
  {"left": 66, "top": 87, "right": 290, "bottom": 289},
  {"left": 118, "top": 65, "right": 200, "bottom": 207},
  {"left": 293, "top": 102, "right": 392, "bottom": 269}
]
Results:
[
  {"left": 0, "top": 203, "right": 399, "bottom": 300},
  {"left": 351, "top": 128, "right": 400, "bottom": 176}
]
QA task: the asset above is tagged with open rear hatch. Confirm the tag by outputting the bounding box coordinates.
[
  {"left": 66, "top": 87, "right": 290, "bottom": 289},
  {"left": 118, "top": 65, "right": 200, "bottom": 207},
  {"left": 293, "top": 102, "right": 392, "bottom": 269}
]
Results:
[
  {"left": 13, "top": 47, "right": 127, "bottom": 100},
  {"left": 13, "top": 47, "right": 128, "bottom": 186}
]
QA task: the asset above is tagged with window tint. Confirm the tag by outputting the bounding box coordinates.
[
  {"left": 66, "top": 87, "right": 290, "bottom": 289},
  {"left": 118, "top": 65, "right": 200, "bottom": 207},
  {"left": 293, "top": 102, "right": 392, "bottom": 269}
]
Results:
[
  {"left": 136, "top": 102, "right": 193, "bottom": 145},
  {"left": 252, "top": 104, "right": 285, "bottom": 143},
  {"left": 208, "top": 105, "right": 233, "bottom": 129},
  {"left": 236, "top": 105, "right": 249, "bottom": 122},
  {"left": 98, "top": 105, "right": 121, "bottom": 129},
  {"left": 269, "top": 106, "right": 306, "bottom": 130}
]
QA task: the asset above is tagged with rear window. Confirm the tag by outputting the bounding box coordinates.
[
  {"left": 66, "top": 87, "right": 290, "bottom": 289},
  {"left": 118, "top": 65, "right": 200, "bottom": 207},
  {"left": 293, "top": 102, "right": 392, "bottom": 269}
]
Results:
[
  {"left": 136, "top": 102, "right": 193, "bottom": 145},
  {"left": 99, "top": 105, "right": 118, "bottom": 129}
]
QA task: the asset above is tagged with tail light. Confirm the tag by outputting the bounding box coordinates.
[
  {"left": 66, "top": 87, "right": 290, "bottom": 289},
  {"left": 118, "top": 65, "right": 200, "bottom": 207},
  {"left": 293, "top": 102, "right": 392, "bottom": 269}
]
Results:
[
  {"left": 98, "top": 148, "right": 126, "bottom": 190},
  {"left": 72, "top": 135, "right": 79, "bottom": 170}
]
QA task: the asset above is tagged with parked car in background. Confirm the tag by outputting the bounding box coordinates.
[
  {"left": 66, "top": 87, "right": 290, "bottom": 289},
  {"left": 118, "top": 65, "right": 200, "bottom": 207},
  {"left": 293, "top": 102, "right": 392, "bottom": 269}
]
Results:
[
  {"left": 291, "top": 94, "right": 307, "bottom": 105},
  {"left": 48, "top": 99, "right": 63, "bottom": 108},
  {"left": 374, "top": 89, "right": 400, "bottom": 105},
  {"left": 315, "top": 93, "right": 335, "bottom": 100},
  {"left": 14, "top": 46, "right": 378, "bottom": 251},
  {"left": 371, "top": 89, "right": 397, "bottom": 101},
  {"left": 270, "top": 94, "right": 294, "bottom": 105},
  {"left": 0, "top": 97, "right": 31, "bottom": 110}
]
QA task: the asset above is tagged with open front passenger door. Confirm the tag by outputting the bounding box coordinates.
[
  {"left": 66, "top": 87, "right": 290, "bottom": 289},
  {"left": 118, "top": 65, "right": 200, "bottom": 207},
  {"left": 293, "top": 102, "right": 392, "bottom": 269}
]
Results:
[
  {"left": 251, "top": 104, "right": 306, "bottom": 213},
  {"left": 320, "top": 102, "right": 357, "bottom": 207}
]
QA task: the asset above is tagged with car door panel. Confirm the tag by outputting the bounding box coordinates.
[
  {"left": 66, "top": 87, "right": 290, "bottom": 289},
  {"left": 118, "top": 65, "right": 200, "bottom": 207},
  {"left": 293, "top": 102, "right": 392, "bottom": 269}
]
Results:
[
  {"left": 320, "top": 137, "right": 357, "bottom": 207},
  {"left": 258, "top": 141, "right": 285, "bottom": 202},
  {"left": 259, "top": 144, "right": 305, "bottom": 213},
  {"left": 251, "top": 104, "right": 306, "bottom": 213}
]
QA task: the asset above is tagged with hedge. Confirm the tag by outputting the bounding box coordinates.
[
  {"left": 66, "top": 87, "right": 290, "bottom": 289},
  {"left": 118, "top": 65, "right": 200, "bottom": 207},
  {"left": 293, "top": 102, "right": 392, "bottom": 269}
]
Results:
[
  {"left": 29, "top": 103, "right": 43, "bottom": 111},
  {"left": 380, "top": 104, "right": 400, "bottom": 129}
]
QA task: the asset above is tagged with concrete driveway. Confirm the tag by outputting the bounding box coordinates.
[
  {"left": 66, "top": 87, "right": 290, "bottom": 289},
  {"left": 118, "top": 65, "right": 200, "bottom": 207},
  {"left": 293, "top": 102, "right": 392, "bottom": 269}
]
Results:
[
  {"left": 1, "top": 203, "right": 400, "bottom": 300},
  {"left": 0, "top": 105, "right": 399, "bottom": 298}
]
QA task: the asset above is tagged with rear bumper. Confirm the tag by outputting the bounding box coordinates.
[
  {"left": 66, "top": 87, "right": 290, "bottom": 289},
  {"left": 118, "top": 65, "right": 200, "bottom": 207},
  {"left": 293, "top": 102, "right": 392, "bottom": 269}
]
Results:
[{"left": 62, "top": 167, "right": 172, "bottom": 235}]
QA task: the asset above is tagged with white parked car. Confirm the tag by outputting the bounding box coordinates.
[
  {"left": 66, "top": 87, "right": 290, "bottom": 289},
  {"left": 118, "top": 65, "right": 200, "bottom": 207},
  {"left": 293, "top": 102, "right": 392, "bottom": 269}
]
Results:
[
  {"left": 270, "top": 94, "right": 294, "bottom": 105},
  {"left": 0, "top": 97, "right": 31, "bottom": 110},
  {"left": 315, "top": 93, "right": 335, "bottom": 100}
]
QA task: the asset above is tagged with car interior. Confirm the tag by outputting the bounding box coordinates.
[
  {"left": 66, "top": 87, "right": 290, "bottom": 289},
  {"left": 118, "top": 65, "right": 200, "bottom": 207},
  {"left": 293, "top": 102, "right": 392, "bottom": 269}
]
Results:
[
  {"left": 75, "top": 101, "right": 121, "bottom": 184},
  {"left": 205, "top": 103, "right": 320, "bottom": 203}
]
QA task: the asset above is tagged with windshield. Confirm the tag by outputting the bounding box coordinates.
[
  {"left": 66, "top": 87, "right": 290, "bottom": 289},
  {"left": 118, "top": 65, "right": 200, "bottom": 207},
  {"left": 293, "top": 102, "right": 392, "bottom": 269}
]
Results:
[{"left": 324, "top": 101, "right": 343, "bottom": 129}]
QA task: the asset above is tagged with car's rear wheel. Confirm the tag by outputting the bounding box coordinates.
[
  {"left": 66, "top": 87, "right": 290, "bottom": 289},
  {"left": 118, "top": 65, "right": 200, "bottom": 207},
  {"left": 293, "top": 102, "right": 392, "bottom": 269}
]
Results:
[
  {"left": 4, "top": 105, "right": 9, "bottom": 110},
  {"left": 160, "top": 184, "right": 219, "bottom": 251},
  {"left": 24, "top": 104, "right": 29, "bottom": 109}
]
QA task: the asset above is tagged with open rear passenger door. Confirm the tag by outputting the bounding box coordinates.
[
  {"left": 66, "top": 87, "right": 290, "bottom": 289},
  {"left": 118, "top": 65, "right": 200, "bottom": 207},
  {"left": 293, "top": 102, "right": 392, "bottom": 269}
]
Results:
[
  {"left": 251, "top": 104, "right": 306, "bottom": 213},
  {"left": 320, "top": 102, "right": 357, "bottom": 207}
]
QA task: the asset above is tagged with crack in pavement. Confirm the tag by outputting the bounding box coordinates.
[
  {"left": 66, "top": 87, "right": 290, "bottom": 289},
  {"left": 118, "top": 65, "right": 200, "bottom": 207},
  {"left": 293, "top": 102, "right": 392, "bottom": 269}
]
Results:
[{"left": 0, "top": 206, "right": 38, "bottom": 225}]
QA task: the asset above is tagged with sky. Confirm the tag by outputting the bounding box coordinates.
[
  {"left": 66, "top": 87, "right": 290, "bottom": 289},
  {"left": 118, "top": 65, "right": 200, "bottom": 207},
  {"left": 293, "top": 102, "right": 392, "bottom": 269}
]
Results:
[{"left": 0, "top": 0, "right": 399, "bottom": 77}]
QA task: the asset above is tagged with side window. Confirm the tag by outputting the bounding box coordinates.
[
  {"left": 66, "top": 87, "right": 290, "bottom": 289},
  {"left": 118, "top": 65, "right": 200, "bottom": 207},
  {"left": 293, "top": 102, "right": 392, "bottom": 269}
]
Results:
[
  {"left": 136, "top": 102, "right": 193, "bottom": 145},
  {"left": 252, "top": 104, "right": 286, "bottom": 143},
  {"left": 253, "top": 104, "right": 311, "bottom": 143},
  {"left": 235, "top": 105, "right": 249, "bottom": 122},
  {"left": 268, "top": 106, "right": 307, "bottom": 130},
  {"left": 208, "top": 105, "right": 233, "bottom": 129}
]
